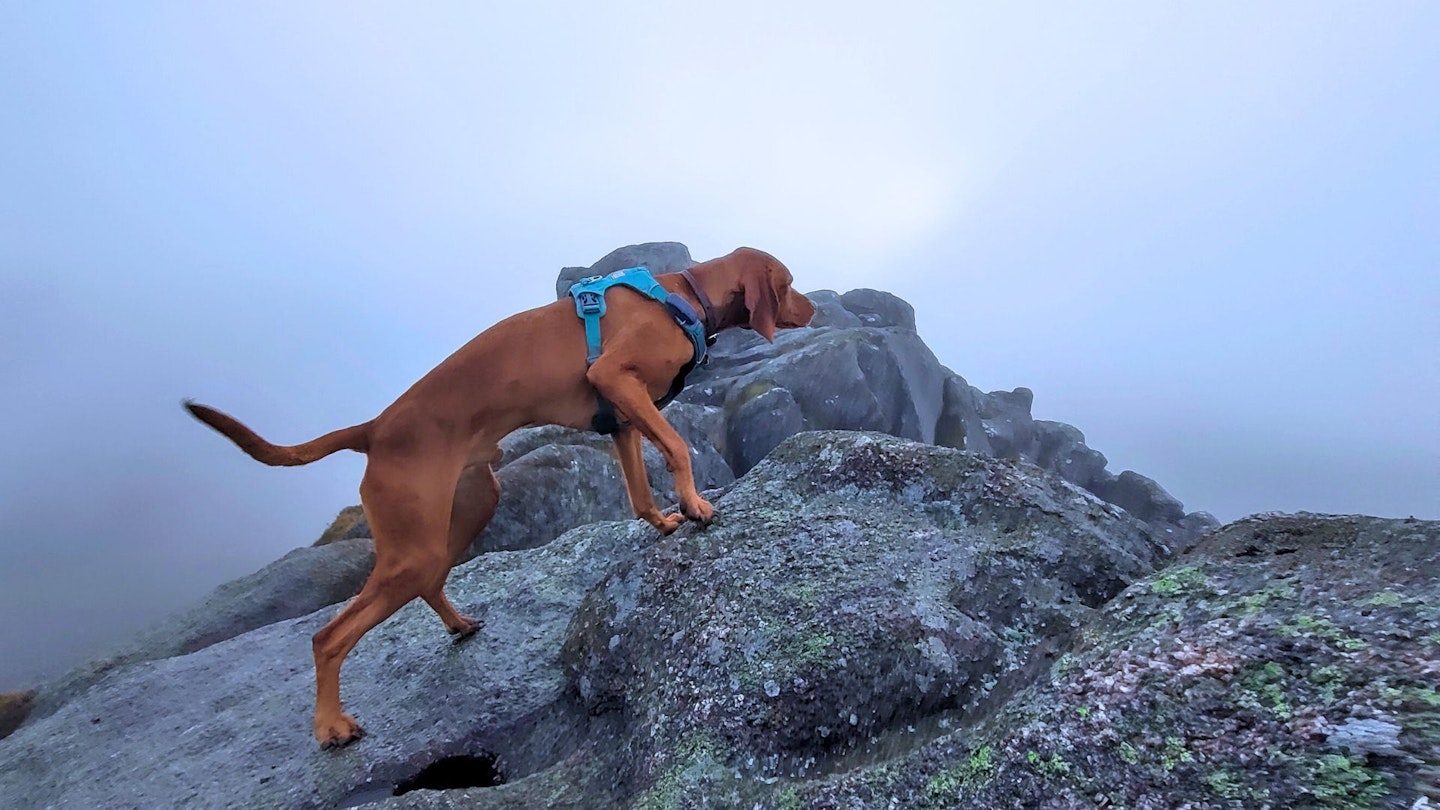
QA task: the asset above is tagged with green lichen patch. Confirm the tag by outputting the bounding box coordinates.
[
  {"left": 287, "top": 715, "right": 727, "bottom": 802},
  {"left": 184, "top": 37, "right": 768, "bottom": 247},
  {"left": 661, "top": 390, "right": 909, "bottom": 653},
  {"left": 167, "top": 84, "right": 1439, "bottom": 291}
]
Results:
[
  {"left": 923, "top": 744, "right": 996, "bottom": 801},
  {"left": 1148, "top": 565, "right": 1208, "bottom": 597},
  {"left": 1303, "top": 754, "right": 1388, "bottom": 809}
]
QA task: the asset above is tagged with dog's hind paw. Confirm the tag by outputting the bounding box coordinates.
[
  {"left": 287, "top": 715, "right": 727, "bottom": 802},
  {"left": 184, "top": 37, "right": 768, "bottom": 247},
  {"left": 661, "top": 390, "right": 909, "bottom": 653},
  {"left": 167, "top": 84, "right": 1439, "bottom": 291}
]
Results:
[{"left": 316, "top": 713, "right": 365, "bottom": 750}]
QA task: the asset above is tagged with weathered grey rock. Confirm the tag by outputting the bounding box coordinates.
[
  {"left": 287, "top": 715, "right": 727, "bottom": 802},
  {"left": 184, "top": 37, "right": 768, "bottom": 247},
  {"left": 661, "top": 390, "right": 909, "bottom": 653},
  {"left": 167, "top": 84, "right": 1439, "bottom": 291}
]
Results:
[
  {"left": 725, "top": 385, "right": 805, "bottom": 473},
  {"left": 840, "top": 288, "right": 916, "bottom": 330},
  {"left": 681, "top": 328, "right": 948, "bottom": 474},
  {"left": 804, "top": 289, "right": 863, "bottom": 328},
  {"left": 1329, "top": 717, "right": 1405, "bottom": 758},
  {"left": 0, "top": 520, "right": 650, "bottom": 810},
  {"left": 5, "top": 441, "right": 1434, "bottom": 809},
  {"left": 934, "top": 372, "right": 991, "bottom": 455},
  {"left": 978, "top": 387, "right": 1037, "bottom": 461},
  {"left": 794, "top": 512, "right": 1440, "bottom": 808},
  {"left": 1093, "top": 469, "right": 1187, "bottom": 525},
  {"left": 554, "top": 242, "right": 695, "bottom": 299},
  {"left": 28, "top": 537, "right": 376, "bottom": 725},
  {"left": 563, "top": 432, "right": 1167, "bottom": 785},
  {"left": 1032, "top": 420, "right": 1109, "bottom": 490},
  {"left": 478, "top": 445, "right": 633, "bottom": 554},
  {"left": 1178, "top": 510, "right": 1221, "bottom": 539}
]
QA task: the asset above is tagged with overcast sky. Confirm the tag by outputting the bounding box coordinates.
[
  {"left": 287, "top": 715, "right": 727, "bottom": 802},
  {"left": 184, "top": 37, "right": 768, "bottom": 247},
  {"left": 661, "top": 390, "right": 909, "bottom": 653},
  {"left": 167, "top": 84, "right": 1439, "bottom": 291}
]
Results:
[{"left": 1, "top": 2, "right": 1436, "bottom": 687}]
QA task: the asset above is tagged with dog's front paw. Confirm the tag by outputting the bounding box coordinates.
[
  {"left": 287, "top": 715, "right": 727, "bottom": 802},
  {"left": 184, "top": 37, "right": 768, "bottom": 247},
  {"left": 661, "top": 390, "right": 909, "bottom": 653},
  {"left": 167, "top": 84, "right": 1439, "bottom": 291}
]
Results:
[
  {"left": 654, "top": 512, "right": 686, "bottom": 535},
  {"left": 448, "top": 615, "right": 482, "bottom": 641},
  {"left": 681, "top": 496, "right": 714, "bottom": 525},
  {"left": 316, "top": 713, "right": 365, "bottom": 750}
]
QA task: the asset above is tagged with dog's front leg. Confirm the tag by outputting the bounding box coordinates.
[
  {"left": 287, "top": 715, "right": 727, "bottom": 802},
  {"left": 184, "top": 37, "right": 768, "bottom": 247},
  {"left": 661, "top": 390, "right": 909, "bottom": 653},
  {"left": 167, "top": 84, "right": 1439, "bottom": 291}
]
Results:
[
  {"left": 613, "top": 427, "right": 685, "bottom": 535},
  {"left": 588, "top": 366, "right": 714, "bottom": 525}
]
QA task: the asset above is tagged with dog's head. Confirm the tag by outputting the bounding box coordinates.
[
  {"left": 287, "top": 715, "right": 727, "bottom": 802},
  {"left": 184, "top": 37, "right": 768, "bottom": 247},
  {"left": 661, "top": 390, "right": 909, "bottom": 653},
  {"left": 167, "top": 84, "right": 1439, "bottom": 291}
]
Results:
[{"left": 732, "top": 248, "right": 815, "bottom": 341}]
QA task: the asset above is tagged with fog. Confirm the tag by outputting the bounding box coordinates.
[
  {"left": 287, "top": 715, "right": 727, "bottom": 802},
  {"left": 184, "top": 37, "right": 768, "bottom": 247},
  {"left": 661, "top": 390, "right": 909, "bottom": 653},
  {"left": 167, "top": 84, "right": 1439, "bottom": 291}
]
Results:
[{"left": 1, "top": 2, "right": 1435, "bottom": 687}]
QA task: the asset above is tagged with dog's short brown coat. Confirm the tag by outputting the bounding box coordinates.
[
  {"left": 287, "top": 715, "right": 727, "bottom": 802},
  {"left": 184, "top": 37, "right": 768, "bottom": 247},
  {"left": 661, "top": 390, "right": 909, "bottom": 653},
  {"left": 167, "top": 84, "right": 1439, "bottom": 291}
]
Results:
[{"left": 186, "top": 247, "right": 815, "bottom": 749}]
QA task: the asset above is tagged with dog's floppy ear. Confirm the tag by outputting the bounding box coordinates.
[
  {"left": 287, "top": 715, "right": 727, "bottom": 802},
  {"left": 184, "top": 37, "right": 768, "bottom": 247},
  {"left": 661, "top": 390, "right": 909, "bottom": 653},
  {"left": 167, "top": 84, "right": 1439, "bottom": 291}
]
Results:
[{"left": 744, "top": 264, "right": 779, "bottom": 342}]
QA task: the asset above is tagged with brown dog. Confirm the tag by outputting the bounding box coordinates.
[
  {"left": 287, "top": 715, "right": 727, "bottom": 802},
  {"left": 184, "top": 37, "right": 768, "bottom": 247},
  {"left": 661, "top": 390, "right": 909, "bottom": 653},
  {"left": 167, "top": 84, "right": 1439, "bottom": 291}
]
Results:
[{"left": 185, "top": 247, "right": 815, "bottom": 749}]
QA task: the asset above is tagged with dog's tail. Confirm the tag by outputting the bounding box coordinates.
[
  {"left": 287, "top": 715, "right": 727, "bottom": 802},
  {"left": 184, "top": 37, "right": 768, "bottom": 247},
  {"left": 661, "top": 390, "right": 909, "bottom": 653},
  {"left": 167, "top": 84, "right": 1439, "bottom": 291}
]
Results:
[{"left": 183, "top": 400, "right": 370, "bottom": 466}]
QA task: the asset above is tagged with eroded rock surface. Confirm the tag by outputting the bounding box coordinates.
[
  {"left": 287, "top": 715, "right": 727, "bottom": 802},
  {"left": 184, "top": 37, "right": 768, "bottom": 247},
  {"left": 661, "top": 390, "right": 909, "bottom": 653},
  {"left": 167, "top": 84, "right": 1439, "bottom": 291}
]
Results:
[
  {"left": 1, "top": 437, "right": 1433, "bottom": 809},
  {"left": 793, "top": 513, "right": 1440, "bottom": 809},
  {"left": 0, "top": 434, "right": 1163, "bottom": 808}
]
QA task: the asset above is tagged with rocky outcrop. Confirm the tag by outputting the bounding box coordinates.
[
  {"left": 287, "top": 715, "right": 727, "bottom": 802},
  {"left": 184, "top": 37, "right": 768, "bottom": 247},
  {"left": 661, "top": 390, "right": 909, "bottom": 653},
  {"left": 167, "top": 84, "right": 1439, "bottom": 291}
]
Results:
[
  {"left": 547, "top": 242, "right": 1196, "bottom": 542},
  {"left": 678, "top": 325, "right": 949, "bottom": 472},
  {"left": 2, "top": 436, "right": 1433, "bottom": 809},
  {"left": 554, "top": 242, "right": 695, "bottom": 300},
  {"left": 561, "top": 433, "right": 1166, "bottom": 778},
  {"left": 790, "top": 512, "right": 1440, "bottom": 808},
  {"left": 557, "top": 242, "right": 1206, "bottom": 541},
  {"left": 17, "top": 244, "right": 1212, "bottom": 730}
]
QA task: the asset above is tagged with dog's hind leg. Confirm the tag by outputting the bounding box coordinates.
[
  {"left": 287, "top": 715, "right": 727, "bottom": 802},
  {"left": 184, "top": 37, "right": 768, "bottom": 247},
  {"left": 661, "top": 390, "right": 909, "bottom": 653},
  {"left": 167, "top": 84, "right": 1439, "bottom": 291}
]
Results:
[
  {"left": 420, "top": 451, "right": 499, "bottom": 639},
  {"left": 311, "top": 459, "right": 459, "bottom": 749}
]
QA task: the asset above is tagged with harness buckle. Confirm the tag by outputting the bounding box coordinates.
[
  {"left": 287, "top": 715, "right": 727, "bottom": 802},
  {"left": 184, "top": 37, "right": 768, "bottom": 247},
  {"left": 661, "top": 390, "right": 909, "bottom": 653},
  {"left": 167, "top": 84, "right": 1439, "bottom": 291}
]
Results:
[{"left": 576, "top": 291, "right": 603, "bottom": 316}]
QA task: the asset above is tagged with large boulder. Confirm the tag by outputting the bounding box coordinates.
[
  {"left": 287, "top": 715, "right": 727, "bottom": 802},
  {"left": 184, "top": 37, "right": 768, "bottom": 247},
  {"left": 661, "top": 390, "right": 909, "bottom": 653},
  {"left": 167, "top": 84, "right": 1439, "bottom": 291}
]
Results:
[
  {"left": 679, "top": 327, "right": 949, "bottom": 474},
  {"left": 4, "top": 437, "right": 1433, "bottom": 809},
  {"left": 0, "top": 517, "right": 649, "bottom": 810},
  {"left": 1092, "top": 469, "right": 1188, "bottom": 525},
  {"left": 1032, "top": 420, "right": 1109, "bottom": 491},
  {"left": 554, "top": 242, "right": 695, "bottom": 299},
  {"left": 795, "top": 512, "right": 1440, "bottom": 808},
  {"left": 562, "top": 432, "right": 1167, "bottom": 777},
  {"left": 802, "top": 289, "right": 863, "bottom": 329},
  {"left": 839, "top": 288, "right": 917, "bottom": 330}
]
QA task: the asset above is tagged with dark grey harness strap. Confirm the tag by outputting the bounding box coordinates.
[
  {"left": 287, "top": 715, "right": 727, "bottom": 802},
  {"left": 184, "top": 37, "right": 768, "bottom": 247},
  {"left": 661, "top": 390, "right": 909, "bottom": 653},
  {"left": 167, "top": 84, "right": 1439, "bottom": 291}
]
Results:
[{"left": 679, "top": 268, "right": 716, "bottom": 337}]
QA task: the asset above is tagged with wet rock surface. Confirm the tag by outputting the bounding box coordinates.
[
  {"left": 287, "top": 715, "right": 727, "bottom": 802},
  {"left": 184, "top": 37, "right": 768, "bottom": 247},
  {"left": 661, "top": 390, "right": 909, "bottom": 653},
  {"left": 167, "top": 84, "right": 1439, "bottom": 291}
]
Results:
[{"left": 1, "top": 437, "right": 1434, "bottom": 809}]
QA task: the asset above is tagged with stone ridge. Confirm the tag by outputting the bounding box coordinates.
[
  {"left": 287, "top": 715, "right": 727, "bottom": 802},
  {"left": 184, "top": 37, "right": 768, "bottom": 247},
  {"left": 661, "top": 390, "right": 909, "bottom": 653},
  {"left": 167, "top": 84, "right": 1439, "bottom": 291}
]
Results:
[
  {"left": 10, "top": 242, "right": 1211, "bottom": 734},
  {"left": 2, "top": 434, "right": 1431, "bottom": 808}
]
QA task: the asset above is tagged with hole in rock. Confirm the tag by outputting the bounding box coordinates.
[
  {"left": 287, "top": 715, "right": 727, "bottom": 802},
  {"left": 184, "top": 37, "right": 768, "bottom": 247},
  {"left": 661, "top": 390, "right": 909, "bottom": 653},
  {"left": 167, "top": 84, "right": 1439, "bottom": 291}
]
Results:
[{"left": 394, "top": 753, "right": 504, "bottom": 796}]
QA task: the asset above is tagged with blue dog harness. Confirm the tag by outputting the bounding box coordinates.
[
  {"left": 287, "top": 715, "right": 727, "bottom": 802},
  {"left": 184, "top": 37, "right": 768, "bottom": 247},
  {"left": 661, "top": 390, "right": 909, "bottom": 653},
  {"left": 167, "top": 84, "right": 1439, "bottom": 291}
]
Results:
[{"left": 568, "top": 267, "right": 714, "bottom": 434}]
